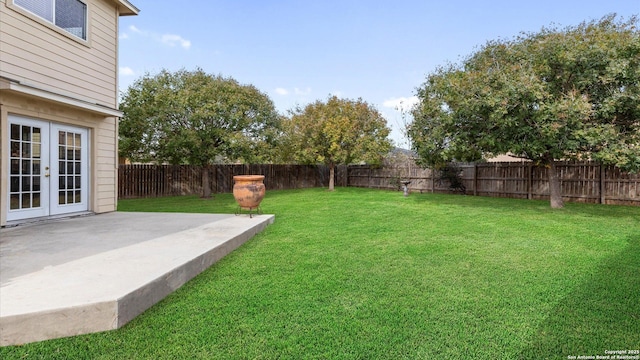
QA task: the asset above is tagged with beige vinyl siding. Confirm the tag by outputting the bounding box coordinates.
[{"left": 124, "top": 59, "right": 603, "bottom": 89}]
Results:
[{"left": 0, "top": 0, "right": 119, "bottom": 108}]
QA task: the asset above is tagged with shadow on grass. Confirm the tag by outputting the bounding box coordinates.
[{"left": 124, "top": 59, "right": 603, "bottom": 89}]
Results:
[
  {"left": 406, "top": 190, "right": 640, "bottom": 219},
  {"left": 517, "top": 235, "right": 640, "bottom": 359}
]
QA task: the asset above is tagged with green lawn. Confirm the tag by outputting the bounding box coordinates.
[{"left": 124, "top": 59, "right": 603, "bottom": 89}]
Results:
[{"left": 2, "top": 188, "right": 639, "bottom": 359}]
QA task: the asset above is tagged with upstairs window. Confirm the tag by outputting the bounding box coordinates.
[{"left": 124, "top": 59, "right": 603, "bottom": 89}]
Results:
[{"left": 14, "top": 0, "right": 87, "bottom": 40}]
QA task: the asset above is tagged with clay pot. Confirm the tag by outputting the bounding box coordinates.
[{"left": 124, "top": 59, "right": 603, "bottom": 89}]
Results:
[{"left": 232, "top": 175, "right": 266, "bottom": 209}]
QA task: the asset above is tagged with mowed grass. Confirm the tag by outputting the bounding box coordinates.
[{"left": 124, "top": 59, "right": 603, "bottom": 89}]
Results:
[{"left": 2, "top": 188, "right": 639, "bottom": 359}]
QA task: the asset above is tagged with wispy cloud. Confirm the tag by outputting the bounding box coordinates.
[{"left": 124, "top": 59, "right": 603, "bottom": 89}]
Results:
[
  {"left": 129, "top": 25, "right": 143, "bottom": 34},
  {"left": 161, "top": 34, "right": 191, "bottom": 50},
  {"left": 119, "top": 66, "right": 135, "bottom": 76},
  {"left": 121, "top": 25, "right": 191, "bottom": 50},
  {"left": 294, "top": 87, "right": 312, "bottom": 95},
  {"left": 383, "top": 96, "right": 419, "bottom": 112},
  {"left": 275, "top": 87, "right": 313, "bottom": 96}
]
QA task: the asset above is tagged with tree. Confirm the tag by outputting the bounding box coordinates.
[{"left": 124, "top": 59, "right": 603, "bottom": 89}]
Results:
[
  {"left": 119, "top": 68, "right": 281, "bottom": 198},
  {"left": 408, "top": 14, "right": 640, "bottom": 208},
  {"left": 285, "top": 96, "right": 392, "bottom": 190}
]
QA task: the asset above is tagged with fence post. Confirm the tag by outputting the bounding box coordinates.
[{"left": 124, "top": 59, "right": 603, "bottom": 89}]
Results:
[
  {"left": 431, "top": 168, "right": 435, "bottom": 193},
  {"left": 473, "top": 163, "right": 478, "bottom": 196},
  {"left": 599, "top": 164, "right": 606, "bottom": 204},
  {"left": 527, "top": 163, "right": 533, "bottom": 200}
]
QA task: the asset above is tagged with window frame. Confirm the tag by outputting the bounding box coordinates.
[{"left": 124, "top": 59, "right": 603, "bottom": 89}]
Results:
[{"left": 9, "top": 0, "right": 90, "bottom": 44}]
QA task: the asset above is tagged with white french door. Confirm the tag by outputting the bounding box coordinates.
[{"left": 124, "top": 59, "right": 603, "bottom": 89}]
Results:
[{"left": 7, "top": 115, "right": 88, "bottom": 222}]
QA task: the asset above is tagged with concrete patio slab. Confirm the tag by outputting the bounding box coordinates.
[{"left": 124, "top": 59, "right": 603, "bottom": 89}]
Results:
[{"left": 0, "top": 212, "right": 274, "bottom": 346}]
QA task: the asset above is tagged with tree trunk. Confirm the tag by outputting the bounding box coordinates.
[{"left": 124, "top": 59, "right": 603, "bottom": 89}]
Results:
[
  {"left": 201, "top": 166, "right": 212, "bottom": 198},
  {"left": 548, "top": 160, "right": 564, "bottom": 208},
  {"left": 328, "top": 163, "right": 335, "bottom": 191}
]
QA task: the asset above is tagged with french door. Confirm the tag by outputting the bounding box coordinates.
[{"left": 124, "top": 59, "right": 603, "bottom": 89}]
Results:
[{"left": 7, "top": 115, "right": 88, "bottom": 222}]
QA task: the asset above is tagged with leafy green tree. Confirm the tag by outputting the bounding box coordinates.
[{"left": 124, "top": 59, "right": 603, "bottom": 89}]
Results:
[
  {"left": 409, "top": 14, "right": 640, "bottom": 208},
  {"left": 119, "top": 68, "right": 281, "bottom": 197},
  {"left": 285, "top": 96, "right": 392, "bottom": 190}
]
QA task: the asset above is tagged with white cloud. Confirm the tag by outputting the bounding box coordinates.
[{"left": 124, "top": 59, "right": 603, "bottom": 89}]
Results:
[
  {"left": 383, "top": 96, "right": 419, "bottom": 112},
  {"left": 161, "top": 34, "right": 191, "bottom": 50},
  {"left": 294, "top": 87, "right": 312, "bottom": 95},
  {"left": 124, "top": 25, "right": 191, "bottom": 50},
  {"left": 129, "top": 25, "right": 143, "bottom": 34},
  {"left": 119, "top": 66, "right": 135, "bottom": 76},
  {"left": 275, "top": 87, "right": 289, "bottom": 95}
]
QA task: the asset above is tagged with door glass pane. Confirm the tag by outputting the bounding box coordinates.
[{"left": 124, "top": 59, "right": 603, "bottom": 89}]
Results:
[
  {"left": 59, "top": 176, "right": 66, "bottom": 189},
  {"left": 74, "top": 190, "right": 81, "bottom": 203},
  {"left": 59, "top": 191, "right": 66, "bottom": 205},
  {"left": 33, "top": 177, "right": 41, "bottom": 191},
  {"left": 22, "top": 160, "right": 31, "bottom": 175},
  {"left": 32, "top": 160, "right": 41, "bottom": 175},
  {"left": 11, "top": 124, "right": 20, "bottom": 140},
  {"left": 10, "top": 194, "right": 20, "bottom": 210},
  {"left": 22, "top": 126, "right": 31, "bottom": 141},
  {"left": 59, "top": 131, "right": 66, "bottom": 145},
  {"left": 33, "top": 192, "right": 41, "bottom": 207},
  {"left": 10, "top": 176, "right": 20, "bottom": 192},
  {"left": 22, "top": 193, "right": 31, "bottom": 208},
  {"left": 22, "top": 143, "right": 31, "bottom": 157},
  {"left": 11, "top": 159, "right": 20, "bottom": 175},
  {"left": 22, "top": 176, "right": 31, "bottom": 192},
  {"left": 33, "top": 143, "right": 41, "bottom": 158},
  {"left": 11, "top": 141, "right": 20, "bottom": 158}
]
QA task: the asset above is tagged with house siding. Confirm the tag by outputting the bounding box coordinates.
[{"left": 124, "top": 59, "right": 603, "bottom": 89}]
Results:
[
  {"left": 0, "top": 0, "right": 136, "bottom": 225},
  {"left": 0, "top": 0, "right": 119, "bottom": 108}
]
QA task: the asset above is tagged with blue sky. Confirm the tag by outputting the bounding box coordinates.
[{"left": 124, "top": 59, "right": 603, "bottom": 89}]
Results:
[{"left": 118, "top": 0, "right": 639, "bottom": 148}]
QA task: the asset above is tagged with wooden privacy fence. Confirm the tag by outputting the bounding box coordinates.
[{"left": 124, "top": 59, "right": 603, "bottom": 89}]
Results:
[
  {"left": 119, "top": 162, "right": 639, "bottom": 206},
  {"left": 348, "top": 161, "right": 640, "bottom": 206},
  {"left": 118, "top": 164, "right": 343, "bottom": 199}
]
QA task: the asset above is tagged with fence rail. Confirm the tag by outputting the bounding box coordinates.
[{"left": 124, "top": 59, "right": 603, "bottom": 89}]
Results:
[
  {"left": 347, "top": 161, "right": 640, "bottom": 206},
  {"left": 118, "top": 162, "right": 639, "bottom": 206},
  {"left": 118, "top": 164, "right": 340, "bottom": 199}
]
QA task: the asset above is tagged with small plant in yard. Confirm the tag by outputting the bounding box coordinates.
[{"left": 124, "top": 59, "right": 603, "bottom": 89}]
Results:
[
  {"left": 1, "top": 188, "right": 638, "bottom": 359},
  {"left": 437, "top": 163, "right": 466, "bottom": 194}
]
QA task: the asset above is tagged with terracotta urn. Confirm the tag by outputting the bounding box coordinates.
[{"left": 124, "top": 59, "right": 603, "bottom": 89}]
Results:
[{"left": 232, "top": 175, "right": 266, "bottom": 210}]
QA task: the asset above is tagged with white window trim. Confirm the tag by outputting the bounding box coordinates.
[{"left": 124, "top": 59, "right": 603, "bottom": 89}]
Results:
[{"left": 7, "top": 0, "right": 91, "bottom": 46}]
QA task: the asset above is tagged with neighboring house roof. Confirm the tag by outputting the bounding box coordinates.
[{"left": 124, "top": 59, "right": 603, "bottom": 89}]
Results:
[
  {"left": 486, "top": 154, "right": 530, "bottom": 162},
  {"left": 113, "top": 0, "right": 140, "bottom": 16}
]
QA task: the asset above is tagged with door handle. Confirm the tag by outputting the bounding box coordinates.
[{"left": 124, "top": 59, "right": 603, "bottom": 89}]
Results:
[{"left": 45, "top": 173, "right": 50, "bottom": 177}]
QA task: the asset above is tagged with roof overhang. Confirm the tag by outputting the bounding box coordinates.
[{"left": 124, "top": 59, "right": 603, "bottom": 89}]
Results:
[
  {"left": 0, "top": 77, "right": 123, "bottom": 117},
  {"left": 113, "top": 0, "right": 139, "bottom": 16}
]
